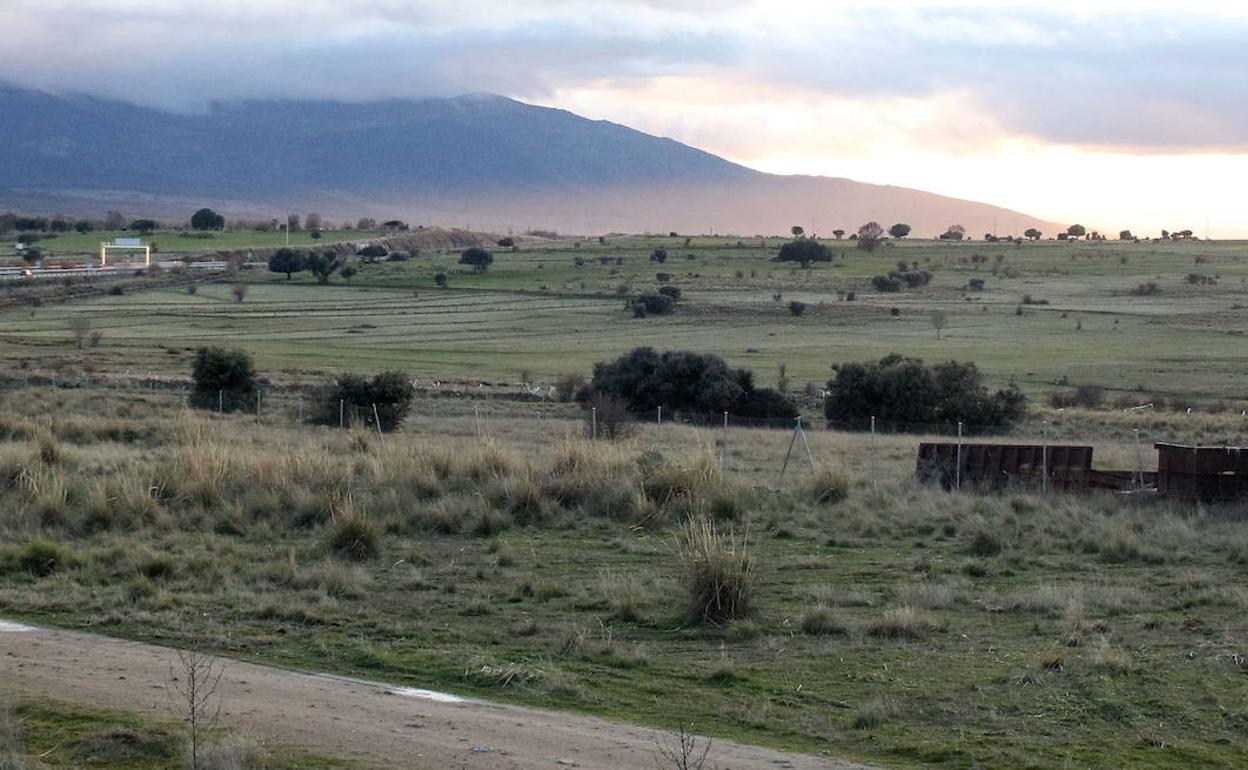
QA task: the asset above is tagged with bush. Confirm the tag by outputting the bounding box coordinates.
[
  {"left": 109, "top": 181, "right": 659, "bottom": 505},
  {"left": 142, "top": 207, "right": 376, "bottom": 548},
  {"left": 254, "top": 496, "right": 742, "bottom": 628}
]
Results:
[
  {"left": 776, "top": 239, "right": 831, "bottom": 267},
  {"left": 460, "top": 247, "right": 494, "bottom": 271},
  {"left": 18, "top": 540, "right": 71, "bottom": 576},
  {"left": 554, "top": 373, "right": 587, "bottom": 402},
  {"left": 627, "top": 292, "right": 674, "bottom": 317},
  {"left": 497, "top": 237, "right": 515, "bottom": 248},
  {"left": 680, "top": 517, "right": 754, "bottom": 624},
  {"left": 657, "top": 286, "right": 681, "bottom": 301},
  {"left": 805, "top": 469, "right": 849, "bottom": 505},
  {"left": 268, "top": 247, "right": 304, "bottom": 279},
  {"left": 356, "top": 244, "right": 388, "bottom": 259},
  {"left": 649, "top": 248, "right": 668, "bottom": 264},
  {"left": 319, "top": 371, "right": 414, "bottom": 431},
  {"left": 1049, "top": 385, "right": 1105, "bottom": 409},
  {"left": 328, "top": 514, "right": 379, "bottom": 562},
  {"left": 872, "top": 275, "right": 902, "bottom": 292},
  {"left": 189, "top": 347, "right": 258, "bottom": 413},
  {"left": 434, "top": 272, "right": 447, "bottom": 287},
  {"left": 1131, "top": 281, "right": 1160, "bottom": 296},
  {"left": 787, "top": 300, "right": 807, "bottom": 317},
  {"left": 580, "top": 347, "right": 797, "bottom": 422},
  {"left": 825, "top": 354, "right": 1026, "bottom": 432},
  {"left": 585, "top": 394, "right": 634, "bottom": 440},
  {"left": 801, "top": 606, "right": 848, "bottom": 636}
]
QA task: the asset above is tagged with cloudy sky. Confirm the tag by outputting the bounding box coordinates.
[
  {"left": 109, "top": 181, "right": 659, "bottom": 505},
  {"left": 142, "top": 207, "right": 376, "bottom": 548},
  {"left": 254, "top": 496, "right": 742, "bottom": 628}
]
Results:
[{"left": 3, "top": 0, "right": 1245, "bottom": 235}]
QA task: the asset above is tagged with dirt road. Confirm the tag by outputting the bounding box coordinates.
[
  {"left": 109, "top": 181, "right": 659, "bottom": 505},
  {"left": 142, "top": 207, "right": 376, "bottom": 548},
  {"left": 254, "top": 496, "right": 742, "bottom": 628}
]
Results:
[{"left": 1, "top": 620, "right": 873, "bottom": 769}]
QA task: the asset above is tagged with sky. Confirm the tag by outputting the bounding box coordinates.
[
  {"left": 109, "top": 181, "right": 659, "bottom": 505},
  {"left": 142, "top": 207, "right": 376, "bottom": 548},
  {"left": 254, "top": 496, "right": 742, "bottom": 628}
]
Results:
[{"left": 2, "top": 0, "right": 1246, "bottom": 235}]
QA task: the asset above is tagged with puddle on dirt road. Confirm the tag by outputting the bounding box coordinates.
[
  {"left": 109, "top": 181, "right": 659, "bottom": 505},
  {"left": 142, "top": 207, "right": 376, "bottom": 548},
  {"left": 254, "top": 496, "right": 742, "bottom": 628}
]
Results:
[
  {"left": 0, "top": 620, "right": 36, "bottom": 632},
  {"left": 387, "top": 686, "right": 465, "bottom": 703}
]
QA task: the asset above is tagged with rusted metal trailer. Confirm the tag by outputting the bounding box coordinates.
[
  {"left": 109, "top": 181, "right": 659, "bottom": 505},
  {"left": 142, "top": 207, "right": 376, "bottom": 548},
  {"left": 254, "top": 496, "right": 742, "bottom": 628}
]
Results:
[
  {"left": 916, "top": 442, "right": 1093, "bottom": 490},
  {"left": 1154, "top": 443, "right": 1248, "bottom": 501}
]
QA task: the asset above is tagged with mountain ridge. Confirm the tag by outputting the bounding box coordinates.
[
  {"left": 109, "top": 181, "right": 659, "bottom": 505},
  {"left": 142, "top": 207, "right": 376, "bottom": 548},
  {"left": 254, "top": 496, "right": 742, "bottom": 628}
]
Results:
[{"left": 0, "top": 83, "right": 1059, "bottom": 236}]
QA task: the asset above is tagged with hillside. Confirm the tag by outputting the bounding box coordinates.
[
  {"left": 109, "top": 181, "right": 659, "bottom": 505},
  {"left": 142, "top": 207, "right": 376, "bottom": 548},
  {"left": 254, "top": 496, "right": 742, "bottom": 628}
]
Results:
[{"left": 0, "top": 84, "right": 1059, "bottom": 236}]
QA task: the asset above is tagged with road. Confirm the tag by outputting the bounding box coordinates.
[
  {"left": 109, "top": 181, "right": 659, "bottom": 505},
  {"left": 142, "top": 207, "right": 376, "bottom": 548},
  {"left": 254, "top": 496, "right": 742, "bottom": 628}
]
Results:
[{"left": 0, "top": 620, "right": 874, "bottom": 770}]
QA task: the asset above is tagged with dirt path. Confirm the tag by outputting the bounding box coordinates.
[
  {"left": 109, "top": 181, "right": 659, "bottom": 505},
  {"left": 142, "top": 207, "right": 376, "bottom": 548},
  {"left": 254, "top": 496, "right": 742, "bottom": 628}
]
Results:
[{"left": 1, "top": 620, "right": 873, "bottom": 770}]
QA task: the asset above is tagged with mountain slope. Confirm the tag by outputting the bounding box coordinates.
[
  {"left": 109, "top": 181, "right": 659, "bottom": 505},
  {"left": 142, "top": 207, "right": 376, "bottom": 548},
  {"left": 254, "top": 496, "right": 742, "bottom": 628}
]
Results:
[{"left": 0, "top": 84, "right": 1058, "bottom": 236}]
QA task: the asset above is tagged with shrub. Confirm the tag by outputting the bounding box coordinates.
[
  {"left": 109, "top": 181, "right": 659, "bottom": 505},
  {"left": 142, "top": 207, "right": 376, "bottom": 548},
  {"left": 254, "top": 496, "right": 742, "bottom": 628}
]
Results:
[
  {"left": 304, "top": 252, "right": 343, "bottom": 284},
  {"left": 867, "top": 606, "right": 930, "bottom": 640},
  {"left": 627, "top": 292, "right": 674, "bottom": 317},
  {"left": 776, "top": 239, "right": 831, "bottom": 267},
  {"left": 825, "top": 354, "right": 1026, "bottom": 432},
  {"left": 585, "top": 394, "right": 634, "bottom": 440},
  {"left": 554, "top": 373, "right": 587, "bottom": 402},
  {"left": 189, "top": 347, "right": 258, "bottom": 413},
  {"left": 679, "top": 517, "right": 754, "bottom": 623},
  {"left": 497, "top": 237, "right": 515, "bottom": 248},
  {"left": 801, "top": 606, "right": 847, "bottom": 636},
  {"left": 787, "top": 300, "right": 807, "bottom": 317},
  {"left": 1049, "top": 385, "right": 1105, "bottom": 409},
  {"left": 1131, "top": 281, "right": 1160, "bottom": 296},
  {"left": 580, "top": 347, "right": 797, "bottom": 422},
  {"left": 328, "top": 514, "right": 379, "bottom": 562},
  {"left": 657, "top": 286, "right": 681, "bottom": 301},
  {"left": 649, "top": 248, "right": 668, "bottom": 264},
  {"left": 231, "top": 284, "right": 248, "bottom": 302},
  {"left": 872, "top": 275, "right": 902, "bottom": 292},
  {"left": 319, "top": 371, "right": 414, "bottom": 431},
  {"left": 968, "top": 278, "right": 985, "bottom": 291},
  {"left": 460, "top": 247, "right": 494, "bottom": 271},
  {"left": 19, "top": 540, "right": 70, "bottom": 576},
  {"left": 433, "top": 272, "right": 447, "bottom": 287},
  {"left": 356, "top": 244, "right": 388, "bottom": 259},
  {"left": 805, "top": 469, "right": 849, "bottom": 505}
]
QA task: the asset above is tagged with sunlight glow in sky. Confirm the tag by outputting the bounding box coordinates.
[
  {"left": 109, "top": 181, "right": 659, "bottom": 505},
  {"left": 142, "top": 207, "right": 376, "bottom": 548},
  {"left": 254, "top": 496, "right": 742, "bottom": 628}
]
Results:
[{"left": 2, "top": 0, "right": 1246, "bottom": 235}]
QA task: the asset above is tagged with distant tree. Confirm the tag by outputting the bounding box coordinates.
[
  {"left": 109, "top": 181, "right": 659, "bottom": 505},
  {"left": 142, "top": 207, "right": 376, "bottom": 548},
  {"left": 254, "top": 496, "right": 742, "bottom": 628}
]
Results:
[
  {"left": 434, "top": 272, "right": 448, "bottom": 287},
  {"left": 1119, "top": 229, "right": 1134, "bottom": 240},
  {"left": 459, "top": 246, "right": 494, "bottom": 271},
  {"left": 832, "top": 229, "right": 845, "bottom": 239},
  {"left": 49, "top": 218, "right": 71, "bottom": 233},
  {"left": 939, "top": 224, "right": 965, "bottom": 241},
  {"left": 304, "top": 213, "right": 322, "bottom": 232},
  {"left": 190, "top": 208, "right": 225, "bottom": 231},
  {"left": 286, "top": 214, "right": 301, "bottom": 232},
  {"left": 305, "top": 251, "right": 343, "bottom": 284},
  {"left": 931, "top": 310, "right": 947, "bottom": 339},
  {"left": 497, "top": 237, "right": 515, "bottom": 248},
  {"left": 787, "top": 300, "right": 807, "bottom": 317},
  {"left": 657, "top": 285, "right": 682, "bottom": 301},
  {"left": 356, "top": 217, "right": 377, "bottom": 230},
  {"left": 791, "top": 225, "right": 805, "bottom": 238},
  {"left": 189, "top": 347, "right": 258, "bottom": 413},
  {"left": 129, "top": 219, "right": 158, "bottom": 234},
  {"left": 649, "top": 247, "right": 668, "bottom": 264},
  {"left": 857, "top": 221, "right": 885, "bottom": 252},
  {"left": 104, "top": 211, "right": 126, "bottom": 230},
  {"left": 1066, "top": 224, "right": 1086, "bottom": 238},
  {"left": 15, "top": 217, "right": 49, "bottom": 232},
  {"left": 319, "top": 371, "right": 414, "bottom": 431},
  {"left": 776, "top": 238, "right": 832, "bottom": 267},
  {"left": 74, "top": 220, "right": 93, "bottom": 234},
  {"left": 1024, "top": 228, "right": 1041, "bottom": 240},
  {"left": 356, "top": 244, "right": 388, "bottom": 260},
  {"left": 627, "top": 292, "right": 675, "bottom": 317},
  {"left": 340, "top": 265, "right": 358, "bottom": 283},
  {"left": 825, "top": 354, "right": 1025, "bottom": 432},
  {"left": 67, "top": 316, "right": 91, "bottom": 349},
  {"left": 310, "top": 230, "right": 322, "bottom": 240},
  {"left": 888, "top": 223, "right": 911, "bottom": 239},
  {"left": 381, "top": 219, "right": 408, "bottom": 231},
  {"left": 231, "top": 285, "right": 248, "bottom": 302},
  {"left": 268, "top": 248, "right": 304, "bottom": 279}
]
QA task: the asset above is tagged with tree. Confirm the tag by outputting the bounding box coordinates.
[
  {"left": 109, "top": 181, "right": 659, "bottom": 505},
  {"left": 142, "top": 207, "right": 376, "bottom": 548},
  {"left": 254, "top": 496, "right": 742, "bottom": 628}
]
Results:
[
  {"left": 74, "top": 220, "right": 93, "bottom": 234},
  {"left": 1067, "top": 224, "right": 1086, "bottom": 239},
  {"left": 340, "top": 265, "right": 358, "bottom": 283},
  {"left": 356, "top": 244, "right": 388, "bottom": 260},
  {"left": 857, "top": 221, "right": 885, "bottom": 252},
  {"left": 459, "top": 246, "right": 494, "bottom": 271},
  {"left": 267, "top": 248, "right": 304, "bottom": 279},
  {"left": 1119, "top": 230, "right": 1134, "bottom": 240},
  {"left": 939, "top": 224, "right": 965, "bottom": 241},
  {"left": 305, "top": 213, "right": 322, "bottom": 232},
  {"left": 931, "top": 310, "right": 947, "bottom": 339},
  {"left": 832, "top": 229, "right": 845, "bottom": 240},
  {"left": 305, "top": 251, "right": 343, "bottom": 284},
  {"left": 627, "top": 292, "right": 675, "bottom": 317},
  {"left": 650, "top": 248, "right": 668, "bottom": 264},
  {"left": 791, "top": 225, "right": 805, "bottom": 238},
  {"left": 320, "top": 371, "right": 414, "bottom": 431},
  {"left": 824, "top": 354, "right": 1025, "bottom": 432},
  {"left": 129, "top": 219, "right": 158, "bottom": 234},
  {"left": 356, "top": 217, "right": 377, "bottom": 230},
  {"left": 776, "top": 238, "right": 832, "bottom": 267},
  {"left": 580, "top": 347, "right": 797, "bottom": 421},
  {"left": 189, "top": 347, "right": 258, "bottom": 413},
  {"left": 286, "top": 214, "right": 301, "bottom": 232},
  {"left": 190, "top": 208, "right": 225, "bottom": 231},
  {"left": 68, "top": 316, "right": 91, "bottom": 349},
  {"left": 888, "top": 223, "right": 911, "bottom": 239},
  {"left": 381, "top": 219, "right": 408, "bottom": 231},
  {"left": 104, "top": 211, "right": 125, "bottom": 230},
  {"left": 1024, "top": 228, "right": 1041, "bottom": 240},
  {"left": 231, "top": 285, "right": 248, "bottom": 302},
  {"left": 787, "top": 300, "right": 807, "bottom": 317}
]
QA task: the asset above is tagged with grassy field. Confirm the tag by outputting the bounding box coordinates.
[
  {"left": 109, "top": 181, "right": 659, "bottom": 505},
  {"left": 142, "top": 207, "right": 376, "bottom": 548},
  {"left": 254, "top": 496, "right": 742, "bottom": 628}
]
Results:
[
  {"left": 0, "top": 697, "right": 347, "bottom": 769},
  {"left": 4, "top": 228, "right": 379, "bottom": 261},
  {"left": 1, "top": 236, "right": 1246, "bottom": 404},
  {"left": 0, "top": 387, "right": 1247, "bottom": 769}
]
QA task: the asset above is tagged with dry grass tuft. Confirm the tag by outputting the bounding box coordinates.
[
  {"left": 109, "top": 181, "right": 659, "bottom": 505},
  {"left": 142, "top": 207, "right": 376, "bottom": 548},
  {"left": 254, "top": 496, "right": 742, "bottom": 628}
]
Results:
[
  {"left": 678, "top": 516, "right": 754, "bottom": 624},
  {"left": 867, "top": 606, "right": 931, "bottom": 640}
]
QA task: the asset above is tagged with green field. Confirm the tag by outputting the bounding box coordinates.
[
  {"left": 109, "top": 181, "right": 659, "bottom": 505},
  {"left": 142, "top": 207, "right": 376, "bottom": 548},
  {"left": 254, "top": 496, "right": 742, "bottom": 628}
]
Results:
[
  {"left": 4, "top": 228, "right": 379, "bottom": 261},
  {"left": 3, "top": 236, "right": 1247, "bottom": 403}
]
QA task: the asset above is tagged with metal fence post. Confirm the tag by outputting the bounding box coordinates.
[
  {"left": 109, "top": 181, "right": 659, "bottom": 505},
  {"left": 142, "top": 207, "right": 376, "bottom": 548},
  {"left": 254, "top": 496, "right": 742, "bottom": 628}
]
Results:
[
  {"left": 955, "top": 421, "right": 963, "bottom": 491},
  {"left": 591, "top": 406, "right": 598, "bottom": 440}
]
